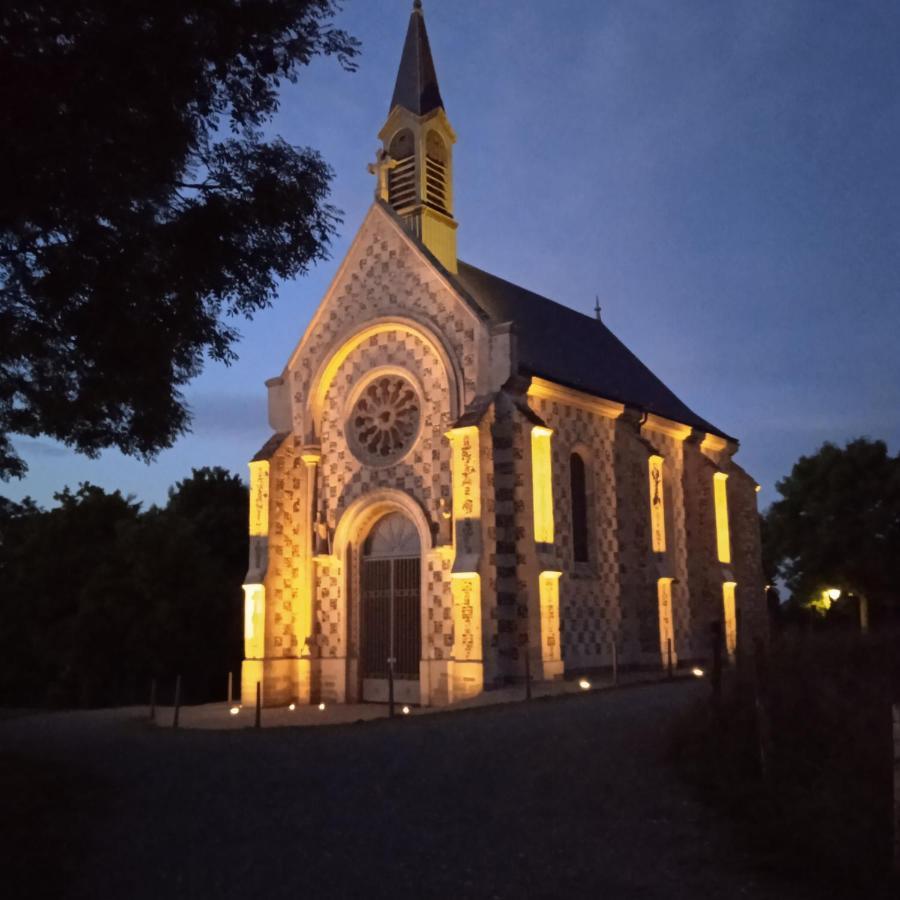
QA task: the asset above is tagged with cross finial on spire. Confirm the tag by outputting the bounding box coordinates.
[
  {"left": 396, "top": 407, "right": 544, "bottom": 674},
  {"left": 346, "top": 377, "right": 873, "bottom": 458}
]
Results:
[
  {"left": 413, "top": 0, "right": 422, "bottom": 9},
  {"left": 594, "top": 296, "right": 602, "bottom": 321}
]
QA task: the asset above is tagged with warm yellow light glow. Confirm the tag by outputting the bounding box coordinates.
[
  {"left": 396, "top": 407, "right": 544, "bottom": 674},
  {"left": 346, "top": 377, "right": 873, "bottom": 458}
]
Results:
[
  {"left": 310, "top": 321, "right": 452, "bottom": 426},
  {"left": 318, "top": 702, "right": 326, "bottom": 711},
  {"left": 648, "top": 455, "right": 666, "bottom": 553},
  {"left": 531, "top": 427, "right": 555, "bottom": 543},
  {"left": 447, "top": 425, "right": 481, "bottom": 520},
  {"left": 722, "top": 581, "right": 737, "bottom": 659},
  {"left": 826, "top": 588, "right": 841, "bottom": 602},
  {"left": 288, "top": 703, "right": 296, "bottom": 711},
  {"left": 527, "top": 378, "right": 625, "bottom": 420},
  {"left": 579, "top": 678, "right": 591, "bottom": 690},
  {"left": 451, "top": 573, "right": 482, "bottom": 662},
  {"left": 692, "top": 667, "right": 705, "bottom": 678},
  {"left": 713, "top": 473, "right": 731, "bottom": 564},
  {"left": 657, "top": 578, "right": 677, "bottom": 667},
  {"left": 538, "top": 571, "right": 562, "bottom": 665},
  {"left": 402, "top": 705, "right": 411, "bottom": 715},
  {"left": 229, "top": 706, "right": 240, "bottom": 716},
  {"left": 248, "top": 460, "right": 270, "bottom": 537},
  {"left": 243, "top": 584, "right": 265, "bottom": 659}
]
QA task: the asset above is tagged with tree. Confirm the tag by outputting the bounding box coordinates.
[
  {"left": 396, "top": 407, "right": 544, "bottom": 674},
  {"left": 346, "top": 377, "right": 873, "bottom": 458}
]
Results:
[
  {"left": 763, "top": 438, "right": 900, "bottom": 625},
  {"left": 0, "top": 2, "right": 360, "bottom": 478},
  {"left": 0, "top": 468, "right": 248, "bottom": 707}
]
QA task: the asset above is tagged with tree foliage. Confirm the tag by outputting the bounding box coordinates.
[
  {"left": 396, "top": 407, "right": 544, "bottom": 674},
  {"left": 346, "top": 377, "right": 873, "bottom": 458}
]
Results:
[
  {"left": 0, "top": 467, "right": 248, "bottom": 707},
  {"left": 763, "top": 438, "right": 900, "bottom": 623},
  {"left": 0, "top": 2, "right": 360, "bottom": 478}
]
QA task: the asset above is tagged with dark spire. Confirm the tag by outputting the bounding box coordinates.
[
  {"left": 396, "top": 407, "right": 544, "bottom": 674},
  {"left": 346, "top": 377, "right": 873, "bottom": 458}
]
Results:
[{"left": 390, "top": 2, "right": 444, "bottom": 116}]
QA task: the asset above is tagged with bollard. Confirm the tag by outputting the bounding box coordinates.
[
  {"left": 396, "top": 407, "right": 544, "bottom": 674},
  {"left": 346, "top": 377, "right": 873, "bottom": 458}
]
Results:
[
  {"left": 172, "top": 675, "right": 182, "bottom": 729},
  {"left": 893, "top": 704, "right": 900, "bottom": 875},
  {"left": 611, "top": 641, "right": 618, "bottom": 687},
  {"left": 666, "top": 638, "right": 674, "bottom": 679},
  {"left": 227, "top": 671, "right": 233, "bottom": 706},
  {"left": 255, "top": 681, "right": 261, "bottom": 729},
  {"left": 149, "top": 678, "right": 157, "bottom": 722},
  {"left": 524, "top": 646, "right": 532, "bottom": 701}
]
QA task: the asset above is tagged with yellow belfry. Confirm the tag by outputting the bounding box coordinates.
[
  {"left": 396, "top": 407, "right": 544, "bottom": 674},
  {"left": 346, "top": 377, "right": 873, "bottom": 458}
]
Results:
[{"left": 373, "top": 0, "right": 458, "bottom": 273}]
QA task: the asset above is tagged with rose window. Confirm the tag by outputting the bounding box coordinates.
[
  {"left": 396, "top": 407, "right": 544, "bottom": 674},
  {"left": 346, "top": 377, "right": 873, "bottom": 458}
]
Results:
[{"left": 349, "top": 376, "right": 420, "bottom": 464}]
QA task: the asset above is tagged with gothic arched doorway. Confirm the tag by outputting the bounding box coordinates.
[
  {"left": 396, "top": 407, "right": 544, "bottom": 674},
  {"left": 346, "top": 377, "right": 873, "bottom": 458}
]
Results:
[{"left": 360, "top": 512, "right": 421, "bottom": 704}]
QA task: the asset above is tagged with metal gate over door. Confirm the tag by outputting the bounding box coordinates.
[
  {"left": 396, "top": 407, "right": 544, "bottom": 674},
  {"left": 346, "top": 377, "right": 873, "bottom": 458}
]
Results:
[{"left": 360, "top": 514, "right": 421, "bottom": 703}]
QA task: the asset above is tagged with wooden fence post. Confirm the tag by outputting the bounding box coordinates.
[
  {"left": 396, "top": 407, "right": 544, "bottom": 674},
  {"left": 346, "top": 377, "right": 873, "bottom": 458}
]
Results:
[
  {"left": 710, "top": 622, "right": 723, "bottom": 719},
  {"left": 753, "top": 637, "right": 773, "bottom": 790},
  {"left": 172, "top": 675, "right": 181, "bottom": 729},
  {"left": 524, "top": 644, "right": 532, "bottom": 701},
  {"left": 893, "top": 703, "right": 900, "bottom": 875}
]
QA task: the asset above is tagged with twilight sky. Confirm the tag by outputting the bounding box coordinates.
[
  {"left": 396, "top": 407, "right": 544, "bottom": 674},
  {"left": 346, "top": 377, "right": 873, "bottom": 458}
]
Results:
[{"left": 7, "top": 0, "right": 900, "bottom": 511}]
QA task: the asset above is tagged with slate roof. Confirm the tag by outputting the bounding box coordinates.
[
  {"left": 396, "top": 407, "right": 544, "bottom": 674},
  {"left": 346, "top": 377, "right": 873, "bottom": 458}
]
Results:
[
  {"left": 390, "top": 2, "right": 444, "bottom": 116},
  {"left": 454, "top": 261, "right": 732, "bottom": 441}
]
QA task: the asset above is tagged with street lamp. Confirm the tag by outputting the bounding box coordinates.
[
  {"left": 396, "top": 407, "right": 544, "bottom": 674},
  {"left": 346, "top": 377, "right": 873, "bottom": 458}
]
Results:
[{"left": 826, "top": 588, "right": 841, "bottom": 602}]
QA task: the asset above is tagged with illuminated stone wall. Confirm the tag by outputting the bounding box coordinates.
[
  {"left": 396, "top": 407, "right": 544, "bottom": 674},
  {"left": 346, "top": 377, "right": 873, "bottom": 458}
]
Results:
[
  {"left": 287, "top": 211, "right": 483, "bottom": 444},
  {"left": 681, "top": 440, "right": 724, "bottom": 654},
  {"left": 483, "top": 393, "right": 527, "bottom": 685},
  {"left": 612, "top": 417, "right": 660, "bottom": 665},
  {"left": 246, "top": 203, "right": 767, "bottom": 703},
  {"left": 728, "top": 465, "right": 769, "bottom": 646},
  {"left": 527, "top": 392, "right": 622, "bottom": 671},
  {"left": 642, "top": 429, "right": 694, "bottom": 660}
]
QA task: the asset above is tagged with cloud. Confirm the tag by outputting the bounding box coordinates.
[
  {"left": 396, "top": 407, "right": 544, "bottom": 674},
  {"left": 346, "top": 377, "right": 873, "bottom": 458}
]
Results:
[
  {"left": 12, "top": 437, "right": 73, "bottom": 459},
  {"left": 186, "top": 392, "right": 269, "bottom": 440}
]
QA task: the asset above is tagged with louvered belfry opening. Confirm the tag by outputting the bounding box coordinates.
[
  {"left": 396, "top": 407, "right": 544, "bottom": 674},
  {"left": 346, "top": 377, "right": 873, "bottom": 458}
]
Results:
[
  {"left": 425, "top": 130, "right": 450, "bottom": 215},
  {"left": 388, "top": 129, "right": 417, "bottom": 213}
]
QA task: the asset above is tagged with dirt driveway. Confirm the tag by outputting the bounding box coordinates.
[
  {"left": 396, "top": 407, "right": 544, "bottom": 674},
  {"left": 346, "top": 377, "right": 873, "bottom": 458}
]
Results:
[{"left": 3, "top": 681, "right": 815, "bottom": 899}]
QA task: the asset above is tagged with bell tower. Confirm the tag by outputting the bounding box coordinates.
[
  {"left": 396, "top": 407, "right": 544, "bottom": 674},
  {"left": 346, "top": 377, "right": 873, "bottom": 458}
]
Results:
[{"left": 373, "top": 1, "right": 458, "bottom": 273}]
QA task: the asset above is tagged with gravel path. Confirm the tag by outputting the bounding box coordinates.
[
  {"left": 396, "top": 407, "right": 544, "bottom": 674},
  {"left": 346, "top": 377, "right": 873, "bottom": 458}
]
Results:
[{"left": 3, "top": 681, "right": 814, "bottom": 900}]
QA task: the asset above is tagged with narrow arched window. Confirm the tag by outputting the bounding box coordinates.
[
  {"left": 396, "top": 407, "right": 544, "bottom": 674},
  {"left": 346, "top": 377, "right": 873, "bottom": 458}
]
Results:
[
  {"left": 570, "top": 452, "right": 588, "bottom": 563},
  {"left": 388, "top": 129, "right": 416, "bottom": 211}
]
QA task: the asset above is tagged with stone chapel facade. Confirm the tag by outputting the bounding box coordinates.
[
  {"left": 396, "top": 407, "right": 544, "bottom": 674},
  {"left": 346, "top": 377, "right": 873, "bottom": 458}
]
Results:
[{"left": 241, "top": 3, "right": 767, "bottom": 707}]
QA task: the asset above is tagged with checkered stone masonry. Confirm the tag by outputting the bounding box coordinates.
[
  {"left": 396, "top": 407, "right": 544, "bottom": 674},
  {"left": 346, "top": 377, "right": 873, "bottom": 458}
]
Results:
[
  {"left": 647, "top": 431, "right": 694, "bottom": 659},
  {"left": 310, "top": 329, "right": 453, "bottom": 660},
  {"left": 290, "top": 219, "right": 480, "bottom": 441},
  {"left": 318, "top": 328, "right": 452, "bottom": 534},
  {"left": 529, "top": 395, "right": 623, "bottom": 670},
  {"left": 264, "top": 439, "right": 304, "bottom": 658}
]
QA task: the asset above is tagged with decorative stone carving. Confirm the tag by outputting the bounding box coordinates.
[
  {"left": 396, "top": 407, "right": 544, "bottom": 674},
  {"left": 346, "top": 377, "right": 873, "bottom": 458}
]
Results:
[{"left": 347, "top": 374, "right": 421, "bottom": 466}]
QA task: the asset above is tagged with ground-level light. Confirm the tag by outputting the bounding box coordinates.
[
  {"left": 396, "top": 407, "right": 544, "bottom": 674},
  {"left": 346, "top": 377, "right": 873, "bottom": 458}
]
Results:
[
  {"left": 318, "top": 702, "right": 326, "bottom": 711},
  {"left": 229, "top": 706, "right": 240, "bottom": 716},
  {"left": 579, "top": 679, "right": 591, "bottom": 690},
  {"left": 288, "top": 703, "right": 296, "bottom": 711},
  {"left": 691, "top": 667, "right": 705, "bottom": 678},
  {"left": 402, "top": 705, "right": 410, "bottom": 715}
]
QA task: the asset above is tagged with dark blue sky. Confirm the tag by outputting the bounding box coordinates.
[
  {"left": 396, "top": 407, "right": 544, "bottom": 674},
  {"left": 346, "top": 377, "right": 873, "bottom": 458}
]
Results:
[{"left": 7, "top": 0, "right": 900, "bottom": 510}]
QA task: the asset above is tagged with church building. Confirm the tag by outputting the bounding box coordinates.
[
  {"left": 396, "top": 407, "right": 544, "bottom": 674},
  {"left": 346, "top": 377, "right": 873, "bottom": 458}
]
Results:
[{"left": 242, "top": 2, "right": 767, "bottom": 707}]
